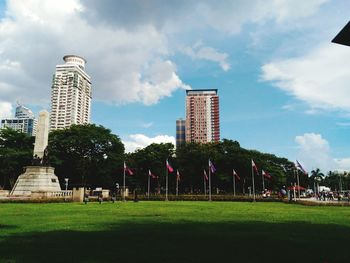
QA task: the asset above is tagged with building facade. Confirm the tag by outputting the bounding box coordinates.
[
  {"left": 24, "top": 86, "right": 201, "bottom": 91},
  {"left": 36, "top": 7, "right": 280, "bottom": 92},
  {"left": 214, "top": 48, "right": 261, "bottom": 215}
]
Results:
[
  {"left": 185, "top": 89, "right": 220, "bottom": 143},
  {"left": 0, "top": 104, "right": 37, "bottom": 136},
  {"left": 176, "top": 118, "right": 186, "bottom": 147},
  {"left": 50, "top": 55, "right": 91, "bottom": 130}
]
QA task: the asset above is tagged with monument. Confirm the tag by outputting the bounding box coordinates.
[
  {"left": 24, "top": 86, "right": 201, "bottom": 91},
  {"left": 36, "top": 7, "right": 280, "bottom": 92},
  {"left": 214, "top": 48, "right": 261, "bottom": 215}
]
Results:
[{"left": 10, "top": 110, "right": 61, "bottom": 196}]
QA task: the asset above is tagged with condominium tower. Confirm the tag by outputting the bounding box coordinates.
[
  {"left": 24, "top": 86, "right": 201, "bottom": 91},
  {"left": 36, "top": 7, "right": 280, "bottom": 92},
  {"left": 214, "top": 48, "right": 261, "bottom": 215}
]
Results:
[
  {"left": 50, "top": 55, "right": 91, "bottom": 130},
  {"left": 185, "top": 89, "right": 220, "bottom": 143}
]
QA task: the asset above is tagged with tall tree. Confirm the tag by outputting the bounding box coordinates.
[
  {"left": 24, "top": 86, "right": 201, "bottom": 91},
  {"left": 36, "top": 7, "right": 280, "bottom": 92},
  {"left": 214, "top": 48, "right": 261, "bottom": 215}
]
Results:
[
  {"left": 0, "top": 128, "right": 34, "bottom": 189},
  {"left": 48, "top": 124, "right": 125, "bottom": 189}
]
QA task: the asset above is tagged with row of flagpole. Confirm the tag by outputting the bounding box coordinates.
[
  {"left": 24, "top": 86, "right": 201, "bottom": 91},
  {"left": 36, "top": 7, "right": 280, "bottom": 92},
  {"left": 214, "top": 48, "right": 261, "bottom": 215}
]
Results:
[{"left": 122, "top": 158, "right": 308, "bottom": 201}]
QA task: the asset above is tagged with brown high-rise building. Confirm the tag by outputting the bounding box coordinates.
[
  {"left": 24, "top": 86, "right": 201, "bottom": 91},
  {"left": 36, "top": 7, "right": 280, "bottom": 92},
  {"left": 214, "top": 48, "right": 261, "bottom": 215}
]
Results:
[{"left": 185, "top": 89, "right": 220, "bottom": 143}]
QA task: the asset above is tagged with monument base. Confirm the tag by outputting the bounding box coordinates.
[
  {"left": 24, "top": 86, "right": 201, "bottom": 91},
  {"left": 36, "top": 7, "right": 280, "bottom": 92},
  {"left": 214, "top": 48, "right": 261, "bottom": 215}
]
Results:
[{"left": 10, "top": 166, "right": 61, "bottom": 196}]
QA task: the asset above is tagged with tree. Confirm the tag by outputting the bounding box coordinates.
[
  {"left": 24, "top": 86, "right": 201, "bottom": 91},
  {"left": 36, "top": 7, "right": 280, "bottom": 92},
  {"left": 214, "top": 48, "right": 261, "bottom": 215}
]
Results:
[
  {"left": 0, "top": 128, "right": 34, "bottom": 189},
  {"left": 127, "top": 143, "right": 174, "bottom": 193},
  {"left": 48, "top": 124, "right": 125, "bottom": 189},
  {"left": 309, "top": 168, "right": 324, "bottom": 193},
  {"left": 175, "top": 139, "right": 292, "bottom": 194}
]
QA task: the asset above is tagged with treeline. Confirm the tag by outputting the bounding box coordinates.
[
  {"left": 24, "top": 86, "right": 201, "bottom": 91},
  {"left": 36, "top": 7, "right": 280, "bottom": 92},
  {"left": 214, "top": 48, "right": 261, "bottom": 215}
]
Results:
[{"left": 1, "top": 124, "right": 348, "bottom": 193}]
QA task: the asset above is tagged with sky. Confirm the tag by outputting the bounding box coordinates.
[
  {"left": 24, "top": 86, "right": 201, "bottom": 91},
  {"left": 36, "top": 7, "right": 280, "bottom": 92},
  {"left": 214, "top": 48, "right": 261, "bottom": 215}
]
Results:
[{"left": 0, "top": 0, "right": 349, "bottom": 173}]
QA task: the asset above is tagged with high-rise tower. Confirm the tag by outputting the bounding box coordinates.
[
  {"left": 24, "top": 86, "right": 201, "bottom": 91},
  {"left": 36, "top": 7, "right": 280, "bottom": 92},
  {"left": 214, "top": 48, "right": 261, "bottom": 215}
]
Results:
[
  {"left": 50, "top": 55, "right": 91, "bottom": 130},
  {"left": 0, "top": 104, "right": 37, "bottom": 136},
  {"left": 185, "top": 89, "right": 220, "bottom": 143},
  {"left": 176, "top": 118, "right": 186, "bottom": 147}
]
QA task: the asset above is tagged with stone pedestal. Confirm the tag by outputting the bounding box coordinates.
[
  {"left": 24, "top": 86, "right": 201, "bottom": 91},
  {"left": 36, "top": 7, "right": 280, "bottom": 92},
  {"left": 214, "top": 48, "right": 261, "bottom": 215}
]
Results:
[
  {"left": 10, "top": 166, "right": 61, "bottom": 196},
  {"left": 72, "top": 187, "right": 85, "bottom": 202}
]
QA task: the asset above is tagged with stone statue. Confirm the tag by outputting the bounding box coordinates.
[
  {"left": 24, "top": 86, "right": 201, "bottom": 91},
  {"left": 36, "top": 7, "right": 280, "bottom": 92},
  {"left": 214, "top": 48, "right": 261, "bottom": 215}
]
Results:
[
  {"left": 31, "top": 147, "right": 50, "bottom": 166},
  {"left": 42, "top": 147, "right": 49, "bottom": 166},
  {"left": 11, "top": 110, "right": 61, "bottom": 196}
]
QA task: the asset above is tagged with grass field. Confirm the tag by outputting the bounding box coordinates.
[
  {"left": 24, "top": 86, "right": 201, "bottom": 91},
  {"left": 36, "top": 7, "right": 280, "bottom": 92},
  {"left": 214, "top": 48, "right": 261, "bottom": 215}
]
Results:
[{"left": 0, "top": 201, "right": 350, "bottom": 263}]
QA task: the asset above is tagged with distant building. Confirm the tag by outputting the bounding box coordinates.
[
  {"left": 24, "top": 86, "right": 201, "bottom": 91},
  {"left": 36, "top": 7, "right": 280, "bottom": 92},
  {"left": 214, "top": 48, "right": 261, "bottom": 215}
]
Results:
[
  {"left": 50, "top": 55, "right": 92, "bottom": 130},
  {"left": 176, "top": 118, "right": 186, "bottom": 147},
  {"left": 15, "top": 104, "right": 35, "bottom": 119},
  {"left": 0, "top": 104, "right": 37, "bottom": 136},
  {"left": 185, "top": 89, "right": 220, "bottom": 143}
]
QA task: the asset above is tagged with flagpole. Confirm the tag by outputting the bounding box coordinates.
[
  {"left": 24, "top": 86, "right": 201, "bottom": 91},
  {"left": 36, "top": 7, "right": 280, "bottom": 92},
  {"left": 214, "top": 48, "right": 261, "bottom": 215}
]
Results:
[
  {"left": 165, "top": 159, "right": 168, "bottom": 201},
  {"left": 176, "top": 170, "right": 179, "bottom": 197},
  {"left": 296, "top": 169, "right": 300, "bottom": 199},
  {"left": 204, "top": 173, "right": 206, "bottom": 197},
  {"left": 208, "top": 161, "right": 212, "bottom": 201},
  {"left": 251, "top": 160, "right": 256, "bottom": 202},
  {"left": 147, "top": 172, "right": 150, "bottom": 199},
  {"left": 262, "top": 172, "right": 265, "bottom": 191},
  {"left": 123, "top": 161, "right": 126, "bottom": 202},
  {"left": 233, "top": 169, "right": 236, "bottom": 196}
]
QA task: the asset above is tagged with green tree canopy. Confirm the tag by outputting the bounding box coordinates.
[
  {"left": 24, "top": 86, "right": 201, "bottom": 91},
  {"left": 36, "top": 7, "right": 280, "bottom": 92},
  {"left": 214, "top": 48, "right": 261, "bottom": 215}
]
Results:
[
  {"left": 48, "top": 124, "right": 125, "bottom": 189},
  {"left": 173, "top": 139, "right": 293, "bottom": 194},
  {"left": 126, "top": 143, "right": 174, "bottom": 192},
  {"left": 0, "top": 128, "right": 34, "bottom": 189}
]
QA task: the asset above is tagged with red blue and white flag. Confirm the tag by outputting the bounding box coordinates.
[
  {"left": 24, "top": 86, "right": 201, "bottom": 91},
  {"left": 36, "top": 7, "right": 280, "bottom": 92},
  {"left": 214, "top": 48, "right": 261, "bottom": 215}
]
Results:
[
  {"left": 176, "top": 169, "right": 181, "bottom": 181},
  {"left": 252, "top": 159, "right": 259, "bottom": 175},
  {"left": 233, "top": 169, "right": 240, "bottom": 180},
  {"left": 296, "top": 160, "right": 307, "bottom": 174},
  {"left": 124, "top": 162, "right": 134, "bottom": 175},
  {"left": 166, "top": 159, "right": 174, "bottom": 173},
  {"left": 148, "top": 169, "right": 157, "bottom": 179},
  {"left": 203, "top": 169, "right": 208, "bottom": 181},
  {"left": 262, "top": 170, "right": 271, "bottom": 179},
  {"left": 209, "top": 159, "right": 216, "bottom": 173}
]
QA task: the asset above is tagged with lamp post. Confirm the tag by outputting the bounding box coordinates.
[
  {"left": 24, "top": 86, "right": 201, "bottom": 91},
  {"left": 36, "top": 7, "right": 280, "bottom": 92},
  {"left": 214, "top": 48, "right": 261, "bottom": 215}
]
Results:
[{"left": 64, "top": 178, "right": 69, "bottom": 201}]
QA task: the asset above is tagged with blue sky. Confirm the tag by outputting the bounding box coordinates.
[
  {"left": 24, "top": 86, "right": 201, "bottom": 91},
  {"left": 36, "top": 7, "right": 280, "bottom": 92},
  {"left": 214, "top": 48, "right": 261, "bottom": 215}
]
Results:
[{"left": 0, "top": 0, "right": 349, "bottom": 172}]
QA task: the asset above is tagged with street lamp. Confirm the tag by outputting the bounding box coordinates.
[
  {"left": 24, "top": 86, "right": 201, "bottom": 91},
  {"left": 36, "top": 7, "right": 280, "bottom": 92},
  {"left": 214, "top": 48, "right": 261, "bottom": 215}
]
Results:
[{"left": 64, "top": 178, "right": 69, "bottom": 201}]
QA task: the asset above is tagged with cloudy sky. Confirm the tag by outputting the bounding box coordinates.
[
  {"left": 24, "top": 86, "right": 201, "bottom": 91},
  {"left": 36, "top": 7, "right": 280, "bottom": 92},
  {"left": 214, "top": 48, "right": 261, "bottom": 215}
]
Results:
[{"left": 0, "top": 0, "right": 349, "bottom": 172}]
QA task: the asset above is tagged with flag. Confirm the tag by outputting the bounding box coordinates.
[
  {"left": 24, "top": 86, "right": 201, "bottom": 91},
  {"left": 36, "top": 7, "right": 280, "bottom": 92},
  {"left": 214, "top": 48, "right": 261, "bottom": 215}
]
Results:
[
  {"left": 124, "top": 162, "right": 134, "bottom": 175},
  {"left": 233, "top": 169, "right": 240, "bottom": 180},
  {"left": 296, "top": 160, "right": 307, "bottom": 174},
  {"left": 149, "top": 169, "right": 157, "bottom": 179},
  {"left": 203, "top": 169, "right": 208, "bottom": 181},
  {"left": 176, "top": 169, "right": 181, "bottom": 181},
  {"left": 262, "top": 170, "right": 271, "bottom": 179},
  {"left": 166, "top": 159, "right": 174, "bottom": 173},
  {"left": 209, "top": 159, "right": 216, "bottom": 173},
  {"left": 251, "top": 159, "right": 259, "bottom": 175}
]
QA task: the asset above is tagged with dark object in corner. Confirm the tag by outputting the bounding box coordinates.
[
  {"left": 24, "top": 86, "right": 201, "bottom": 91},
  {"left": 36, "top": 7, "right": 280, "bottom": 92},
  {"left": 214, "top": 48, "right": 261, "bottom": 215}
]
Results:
[{"left": 332, "top": 21, "right": 350, "bottom": 47}]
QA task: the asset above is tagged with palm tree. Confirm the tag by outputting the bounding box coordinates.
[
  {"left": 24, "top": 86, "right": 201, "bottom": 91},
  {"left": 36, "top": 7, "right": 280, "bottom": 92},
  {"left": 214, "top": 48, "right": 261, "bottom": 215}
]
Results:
[{"left": 310, "top": 168, "right": 324, "bottom": 194}]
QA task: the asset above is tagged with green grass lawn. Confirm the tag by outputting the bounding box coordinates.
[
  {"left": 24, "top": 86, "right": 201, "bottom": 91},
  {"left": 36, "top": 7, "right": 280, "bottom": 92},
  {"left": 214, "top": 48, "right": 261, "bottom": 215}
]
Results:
[{"left": 0, "top": 201, "right": 349, "bottom": 263}]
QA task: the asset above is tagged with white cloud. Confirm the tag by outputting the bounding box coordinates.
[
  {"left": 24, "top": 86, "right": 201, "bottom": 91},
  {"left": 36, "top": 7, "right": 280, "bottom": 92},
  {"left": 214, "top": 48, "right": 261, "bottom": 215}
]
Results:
[
  {"left": 0, "top": 0, "right": 189, "bottom": 106},
  {"left": 123, "top": 134, "right": 175, "bottom": 153},
  {"left": 194, "top": 0, "right": 327, "bottom": 34},
  {"left": 181, "top": 42, "right": 230, "bottom": 71},
  {"left": 0, "top": 101, "right": 13, "bottom": 120},
  {"left": 261, "top": 44, "right": 350, "bottom": 113},
  {"left": 0, "top": 0, "right": 329, "bottom": 108},
  {"left": 334, "top": 158, "right": 350, "bottom": 171},
  {"left": 295, "top": 133, "right": 350, "bottom": 172},
  {"left": 82, "top": 0, "right": 327, "bottom": 34}
]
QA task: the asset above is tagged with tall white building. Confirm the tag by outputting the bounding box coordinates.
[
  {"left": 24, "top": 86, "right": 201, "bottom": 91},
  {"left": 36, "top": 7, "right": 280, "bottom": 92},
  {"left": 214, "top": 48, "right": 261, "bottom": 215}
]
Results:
[{"left": 50, "top": 55, "right": 91, "bottom": 130}]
